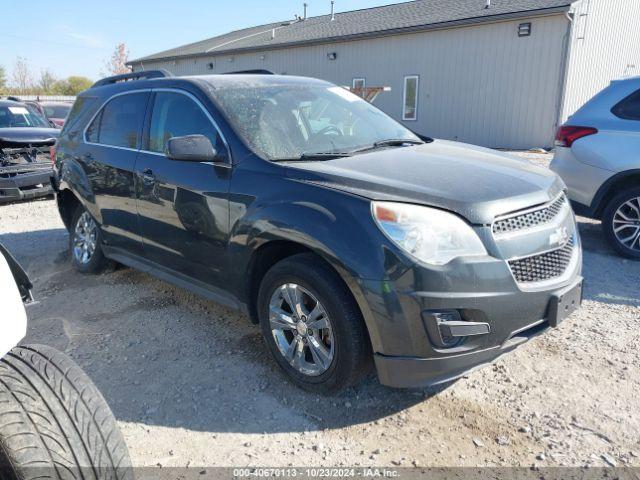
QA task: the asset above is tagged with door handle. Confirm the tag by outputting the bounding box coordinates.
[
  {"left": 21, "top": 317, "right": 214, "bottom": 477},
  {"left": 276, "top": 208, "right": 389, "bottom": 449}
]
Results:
[{"left": 142, "top": 168, "right": 155, "bottom": 185}]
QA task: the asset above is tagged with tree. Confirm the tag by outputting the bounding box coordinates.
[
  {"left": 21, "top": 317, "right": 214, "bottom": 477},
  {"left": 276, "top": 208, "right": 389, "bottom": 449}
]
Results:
[
  {"left": 51, "top": 76, "right": 93, "bottom": 96},
  {"left": 0, "top": 66, "right": 6, "bottom": 92},
  {"left": 38, "top": 69, "right": 57, "bottom": 93},
  {"left": 105, "top": 43, "right": 131, "bottom": 75},
  {"left": 12, "top": 57, "right": 33, "bottom": 94}
]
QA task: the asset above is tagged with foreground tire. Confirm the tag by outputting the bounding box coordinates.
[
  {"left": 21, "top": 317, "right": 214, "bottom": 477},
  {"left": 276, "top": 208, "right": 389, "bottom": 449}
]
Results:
[
  {"left": 0, "top": 345, "right": 132, "bottom": 480},
  {"left": 258, "top": 253, "right": 372, "bottom": 394},
  {"left": 602, "top": 187, "right": 640, "bottom": 260},
  {"left": 69, "top": 206, "right": 113, "bottom": 274}
]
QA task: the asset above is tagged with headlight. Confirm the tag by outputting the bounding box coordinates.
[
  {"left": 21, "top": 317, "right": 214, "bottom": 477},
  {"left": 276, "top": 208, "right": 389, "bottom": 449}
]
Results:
[{"left": 372, "top": 202, "right": 487, "bottom": 266}]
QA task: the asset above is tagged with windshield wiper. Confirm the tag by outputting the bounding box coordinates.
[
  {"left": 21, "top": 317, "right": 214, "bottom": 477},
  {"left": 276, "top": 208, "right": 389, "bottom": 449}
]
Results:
[
  {"left": 374, "top": 138, "right": 424, "bottom": 148},
  {"left": 273, "top": 152, "right": 353, "bottom": 162},
  {"left": 349, "top": 138, "right": 424, "bottom": 155}
]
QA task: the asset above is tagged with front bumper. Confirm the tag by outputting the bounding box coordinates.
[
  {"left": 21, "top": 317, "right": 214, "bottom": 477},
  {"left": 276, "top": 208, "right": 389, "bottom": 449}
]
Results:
[
  {"left": 359, "top": 229, "right": 583, "bottom": 388},
  {"left": 0, "top": 164, "right": 54, "bottom": 203}
]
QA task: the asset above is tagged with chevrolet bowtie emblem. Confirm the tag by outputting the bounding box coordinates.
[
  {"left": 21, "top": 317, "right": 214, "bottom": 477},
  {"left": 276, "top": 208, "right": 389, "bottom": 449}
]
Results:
[{"left": 549, "top": 226, "right": 569, "bottom": 246}]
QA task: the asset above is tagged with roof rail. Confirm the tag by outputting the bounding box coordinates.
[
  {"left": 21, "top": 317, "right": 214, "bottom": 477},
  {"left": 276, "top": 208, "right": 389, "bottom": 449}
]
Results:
[
  {"left": 223, "top": 69, "right": 275, "bottom": 75},
  {"left": 92, "top": 69, "right": 173, "bottom": 88}
]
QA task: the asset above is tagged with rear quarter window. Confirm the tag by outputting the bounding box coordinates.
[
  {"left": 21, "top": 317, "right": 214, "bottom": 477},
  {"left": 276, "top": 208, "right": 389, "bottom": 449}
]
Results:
[
  {"left": 611, "top": 89, "right": 640, "bottom": 120},
  {"left": 62, "top": 96, "right": 98, "bottom": 134}
]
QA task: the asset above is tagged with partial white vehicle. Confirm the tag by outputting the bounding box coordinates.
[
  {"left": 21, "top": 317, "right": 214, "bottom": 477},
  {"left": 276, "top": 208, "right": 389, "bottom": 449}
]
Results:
[
  {"left": 551, "top": 76, "right": 640, "bottom": 259},
  {"left": 0, "top": 244, "right": 132, "bottom": 480}
]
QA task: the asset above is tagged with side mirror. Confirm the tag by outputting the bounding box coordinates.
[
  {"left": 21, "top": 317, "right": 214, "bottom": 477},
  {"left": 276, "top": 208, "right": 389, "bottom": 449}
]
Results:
[{"left": 166, "top": 135, "right": 219, "bottom": 162}]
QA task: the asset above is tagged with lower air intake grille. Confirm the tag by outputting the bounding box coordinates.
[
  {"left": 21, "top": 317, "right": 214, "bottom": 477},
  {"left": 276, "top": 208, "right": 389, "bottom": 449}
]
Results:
[{"left": 508, "top": 238, "right": 574, "bottom": 283}]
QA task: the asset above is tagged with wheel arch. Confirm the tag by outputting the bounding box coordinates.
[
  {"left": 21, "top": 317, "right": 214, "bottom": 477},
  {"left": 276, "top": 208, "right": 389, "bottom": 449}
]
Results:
[
  {"left": 243, "top": 238, "right": 380, "bottom": 353},
  {"left": 591, "top": 169, "right": 640, "bottom": 219},
  {"left": 56, "top": 188, "right": 82, "bottom": 231}
]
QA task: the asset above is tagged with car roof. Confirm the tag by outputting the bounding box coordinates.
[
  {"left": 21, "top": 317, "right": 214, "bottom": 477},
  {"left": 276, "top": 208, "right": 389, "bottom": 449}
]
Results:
[
  {"left": 85, "top": 73, "right": 333, "bottom": 98},
  {"left": 187, "top": 74, "right": 333, "bottom": 89},
  {"left": 0, "top": 99, "right": 27, "bottom": 107}
]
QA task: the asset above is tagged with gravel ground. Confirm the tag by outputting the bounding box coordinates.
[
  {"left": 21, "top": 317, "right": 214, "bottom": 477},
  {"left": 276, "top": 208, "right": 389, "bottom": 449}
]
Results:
[{"left": 0, "top": 152, "right": 638, "bottom": 469}]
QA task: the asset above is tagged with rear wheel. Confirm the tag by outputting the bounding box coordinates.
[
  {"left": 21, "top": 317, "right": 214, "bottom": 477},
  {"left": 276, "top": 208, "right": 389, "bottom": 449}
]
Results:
[
  {"left": 0, "top": 345, "right": 132, "bottom": 480},
  {"left": 602, "top": 187, "right": 640, "bottom": 260},
  {"left": 257, "top": 254, "right": 372, "bottom": 394},
  {"left": 69, "top": 206, "right": 113, "bottom": 273}
]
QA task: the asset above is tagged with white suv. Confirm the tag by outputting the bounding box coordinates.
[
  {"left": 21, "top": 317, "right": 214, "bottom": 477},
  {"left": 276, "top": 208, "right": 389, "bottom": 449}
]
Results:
[{"left": 551, "top": 76, "right": 640, "bottom": 259}]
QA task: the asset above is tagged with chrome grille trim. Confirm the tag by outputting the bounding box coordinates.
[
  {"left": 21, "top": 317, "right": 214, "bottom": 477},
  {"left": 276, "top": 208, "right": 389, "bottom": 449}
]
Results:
[
  {"left": 493, "top": 193, "right": 568, "bottom": 236},
  {"left": 508, "top": 237, "right": 575, "bottom": 284}
]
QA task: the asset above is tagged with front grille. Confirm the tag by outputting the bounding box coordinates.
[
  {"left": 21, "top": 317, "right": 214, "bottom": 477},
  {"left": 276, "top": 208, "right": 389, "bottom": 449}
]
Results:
[
  {"left": 493, "top": 194, "right": 567, "bottom": 235},
  {"left": 508, "top": 237, "right": 574, "bottom": 283}
]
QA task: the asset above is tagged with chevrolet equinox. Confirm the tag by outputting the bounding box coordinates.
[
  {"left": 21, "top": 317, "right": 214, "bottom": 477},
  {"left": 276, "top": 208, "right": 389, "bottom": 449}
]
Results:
[{"left": 53, "top": 71, "right": 583, "bottom": 393}]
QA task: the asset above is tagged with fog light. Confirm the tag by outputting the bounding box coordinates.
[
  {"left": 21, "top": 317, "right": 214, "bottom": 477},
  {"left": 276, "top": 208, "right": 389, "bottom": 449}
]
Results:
[{"left": 422, "top": 310, "right": 490, "bottom": 349}]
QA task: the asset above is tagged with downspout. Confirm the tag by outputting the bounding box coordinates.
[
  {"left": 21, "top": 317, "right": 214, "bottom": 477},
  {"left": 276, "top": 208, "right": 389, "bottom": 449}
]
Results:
[{"left": 554, "top": 4, "right": 578, "bottom": 142}]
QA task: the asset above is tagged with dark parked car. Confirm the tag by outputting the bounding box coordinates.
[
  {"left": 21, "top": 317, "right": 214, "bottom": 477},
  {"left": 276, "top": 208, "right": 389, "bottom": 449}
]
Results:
[
  {"left": 0, "top": 100, "right": 58, "bottom": 203},
  {"left": 40, "top": 101, "right": 72, "bottom": 127},
  {"left": 54, "top": 71, "right": 583, "bottom": 393}
]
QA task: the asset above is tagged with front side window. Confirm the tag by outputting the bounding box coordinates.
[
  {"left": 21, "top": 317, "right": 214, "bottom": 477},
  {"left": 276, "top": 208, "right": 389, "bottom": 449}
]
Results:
[
  {"left": 612, "top": 89, "right": 640, "bottom": 120},
  {"left": 0, "top": 105, "right": 48, "bottom": 128},
  {"left": 211, "top": 84, "right": 419, "bottom": 161},
  {"left": 85, "top": 93, "right": 148, "bottom": 149},
  {"left": 148, "top": 92, "right": 225, "bottom": 157},
  {"left": 403, "top": 76, "right": 419, "bottom": 121}
]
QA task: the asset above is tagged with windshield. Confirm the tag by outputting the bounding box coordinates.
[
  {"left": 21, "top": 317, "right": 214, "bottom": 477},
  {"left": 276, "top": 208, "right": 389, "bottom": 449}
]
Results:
[
  {"left": 212, "top": 84, "right": 420, "bottom": 160},
  {"left": 0, "top": 105, "right": 49, "bottom": 128},
  {"left": 43, "top": 104, "right": 71, "bottom": 119}
]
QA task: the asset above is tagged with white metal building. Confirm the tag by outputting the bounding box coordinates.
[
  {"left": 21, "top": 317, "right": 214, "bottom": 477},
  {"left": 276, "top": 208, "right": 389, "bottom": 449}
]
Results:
[{"left": 129, "top": 0, "right": 640, "bottom": 149}]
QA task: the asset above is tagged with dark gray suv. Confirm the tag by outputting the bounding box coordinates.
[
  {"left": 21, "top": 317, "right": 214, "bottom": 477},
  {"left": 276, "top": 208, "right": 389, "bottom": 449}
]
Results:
[{"left": 53, "top": 71, "right": 583, "bottom": 393}]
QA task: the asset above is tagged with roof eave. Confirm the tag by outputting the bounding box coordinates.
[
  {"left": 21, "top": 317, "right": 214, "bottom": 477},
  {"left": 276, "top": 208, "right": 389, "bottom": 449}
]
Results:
[{"left": 127, "top": 5, "right": 573, "bottom": 66}]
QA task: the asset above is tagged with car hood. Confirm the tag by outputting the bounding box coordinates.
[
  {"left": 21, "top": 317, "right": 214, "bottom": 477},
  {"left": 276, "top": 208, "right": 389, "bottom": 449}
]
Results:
[
  {"left": 285, "top": 140, "right": 564, "bottom": 224},
  {"left": 0, "top": 127, "right": 59, "bottom": 148}
]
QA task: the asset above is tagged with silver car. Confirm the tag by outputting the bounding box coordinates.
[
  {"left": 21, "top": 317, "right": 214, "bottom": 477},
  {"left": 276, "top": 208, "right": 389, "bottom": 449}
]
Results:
[{"left": 551, "top": 76, "right": 640, "bottom": 259}]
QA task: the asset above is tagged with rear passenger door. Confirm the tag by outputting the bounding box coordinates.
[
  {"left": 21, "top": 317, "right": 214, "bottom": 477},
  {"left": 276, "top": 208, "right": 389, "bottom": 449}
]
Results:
[
  {"left": 135, "top": 89, "right": 231, "bottom": 290},
  {"left": 83, "top": 91, "right": 150, "bottom": 256}
]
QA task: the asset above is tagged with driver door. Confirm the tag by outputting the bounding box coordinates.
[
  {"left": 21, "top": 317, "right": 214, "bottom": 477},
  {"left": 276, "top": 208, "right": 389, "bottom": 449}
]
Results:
[{"left": 135, "top": 90, "right": 232, "bottom": 290}]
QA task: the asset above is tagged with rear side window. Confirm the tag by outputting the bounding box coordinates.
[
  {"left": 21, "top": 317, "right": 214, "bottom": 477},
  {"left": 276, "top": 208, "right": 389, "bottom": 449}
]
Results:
[
  {"left": 612, "top": 89, "right": 640, "bottom": 120},
  {"left": 85, "top": 93, "right": 149, "bottom": 148},
  {"left": 148, "top": 91, "right": 225, "bottom": 156}
]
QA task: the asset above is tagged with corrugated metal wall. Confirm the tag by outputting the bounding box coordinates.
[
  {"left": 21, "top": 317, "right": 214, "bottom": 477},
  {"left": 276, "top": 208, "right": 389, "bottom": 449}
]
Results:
[
  {"left": 136, "top": 15, "right": 569, "bottom": 149},
  {"left": 561, "top": 0, "right": 640, "bottom": 121}
]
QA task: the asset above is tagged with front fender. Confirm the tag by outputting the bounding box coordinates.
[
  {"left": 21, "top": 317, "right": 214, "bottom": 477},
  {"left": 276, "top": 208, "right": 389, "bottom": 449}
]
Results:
[{"left": 228, "top": 184, "right": 409, "bottom": 353}]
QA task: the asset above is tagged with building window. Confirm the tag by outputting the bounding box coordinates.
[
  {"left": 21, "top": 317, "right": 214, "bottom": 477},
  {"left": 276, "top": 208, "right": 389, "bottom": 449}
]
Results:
[
  {"left": 518, "top": 22, "right": 532, "bottom": 37},
  {"left": 352, "top": 78, "right": 365, "bottom": 90},
  {"left": 403, "top": 75, "right": 419, "bottom": 121}
]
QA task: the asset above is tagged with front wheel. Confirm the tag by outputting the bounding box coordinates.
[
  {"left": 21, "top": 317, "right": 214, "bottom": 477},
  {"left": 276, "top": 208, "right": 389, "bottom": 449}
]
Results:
[
  {"left": 602, "top": 187, "right": 640, "bottom": 260},
  {"left": 0, "top": 345, "right": 132, "bottom": 480},
  {"left": 257, "top": 254, "right": 372, "bottom": 394}
]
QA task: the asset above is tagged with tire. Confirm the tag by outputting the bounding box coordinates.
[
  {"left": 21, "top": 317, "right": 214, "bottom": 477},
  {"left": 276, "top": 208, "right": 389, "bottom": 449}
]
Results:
[
  {"left": 602, "top": 187, "right": 640, "bottom": 260},
  {"left": 69, "top": 206, "right": 113, "bottom": 274},
  {"left": 257, "top": 253, "right": 372, "bottom": 394},
  {"left": 0, "top": 345, "right": 132, "bottom": 480}
]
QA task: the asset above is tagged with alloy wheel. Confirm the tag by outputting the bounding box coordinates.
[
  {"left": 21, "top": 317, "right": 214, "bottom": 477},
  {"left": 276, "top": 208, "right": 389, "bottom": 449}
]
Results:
[
  {"left": 613, "top": 197, "right": 640, "bottom": 251},
  {"left": 268, "top": 283, "right": 335, "bottom": 377},
  {"left": 73, "top": 212, "right": 98, "bottom": 265}
]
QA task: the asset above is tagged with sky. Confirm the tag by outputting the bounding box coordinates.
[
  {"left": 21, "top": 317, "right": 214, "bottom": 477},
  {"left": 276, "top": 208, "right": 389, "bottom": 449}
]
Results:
[{"left": 1, "top": 0, "right": 398, "bottom": 84}]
